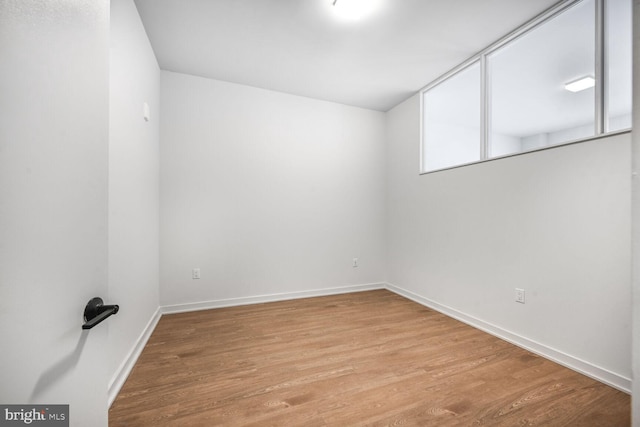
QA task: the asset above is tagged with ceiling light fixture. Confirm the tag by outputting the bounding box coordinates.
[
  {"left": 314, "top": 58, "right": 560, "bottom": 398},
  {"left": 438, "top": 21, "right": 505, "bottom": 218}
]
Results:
[
  {"left": 564, "top": 76, "right": 595, "bottom": 92},
  {"left": 331, "top": 0, "right": 382, "bottom": 21}
]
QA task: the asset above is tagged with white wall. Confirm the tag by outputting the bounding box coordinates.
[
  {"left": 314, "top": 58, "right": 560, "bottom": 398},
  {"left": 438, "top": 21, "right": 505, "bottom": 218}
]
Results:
[
  {"left": 631, "top": 0, "right": 639, "bottom": 423},
  {"left": 0, "top": 1, "right": 110, "bottom": 425},
  {"left": 387, "top": 94, "right": 632, "bottom": 391},
  {"left": 108, "top": 0, "right": 160, "bottom": 404},
  {"left": 160, "top": 71, "right": 386, "bottom": 307}
]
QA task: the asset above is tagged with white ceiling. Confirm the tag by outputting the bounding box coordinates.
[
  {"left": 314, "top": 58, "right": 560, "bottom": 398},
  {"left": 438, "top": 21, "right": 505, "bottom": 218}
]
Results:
[{"left": 133, "top": 0, "right": 560, "bottom": 112}]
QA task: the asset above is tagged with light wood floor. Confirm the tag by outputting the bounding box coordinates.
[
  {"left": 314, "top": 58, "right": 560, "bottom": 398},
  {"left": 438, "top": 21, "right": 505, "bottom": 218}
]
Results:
[{"left": 109, "top": 290, "right": 630, "bottom": 426}]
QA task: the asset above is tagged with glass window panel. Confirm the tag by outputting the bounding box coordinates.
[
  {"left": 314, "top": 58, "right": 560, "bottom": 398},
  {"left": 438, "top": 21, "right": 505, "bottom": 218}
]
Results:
[
  {"left": 606, "top": 0, "right": 632, "bottom": 132},
  {"left": 488, "top": 0, "right": 595, "bottom": 157},
  {"left": 422, "top": 62, "right": 481, "bottom": 172}
]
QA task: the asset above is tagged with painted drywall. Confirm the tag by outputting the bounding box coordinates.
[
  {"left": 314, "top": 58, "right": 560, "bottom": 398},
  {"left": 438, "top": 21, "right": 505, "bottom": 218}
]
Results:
[
  {"left": 160, "top": 71, "right": 387, "bottom": 306},
  {"left": 631, "top": 0, "right": 639, "bottom": 423},
  {"left": 0, "top": 1, "right": 110, "bottom": 426},
  {"left": 108, "top": 0, "right": 160, "bottom": 403},
  {"left": 387, "top": 94, "right": 631, "bottom": 389}
]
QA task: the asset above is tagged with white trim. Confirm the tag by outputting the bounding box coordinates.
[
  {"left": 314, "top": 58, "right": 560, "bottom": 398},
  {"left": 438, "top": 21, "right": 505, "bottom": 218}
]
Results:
[
  {"left": 595, "top": 0, "right": 606, "bottom": 134},
  {"left": 419, "top": 85, "right": 425, "bottom": 174},
  {"left": 384, "top": 282, "right": 631, "bottom": 394},
  {"left": 480, "top": 54, "right": 490, "bottom": 159},
  {"left": 420, "top": 129, "right": 631, "bottom": 175},
  {"left": 108, "top": 307, "right": 162, "bottom": 407},
  {"left": 160, "top": 283, "right": 386, "bottom": 315}
]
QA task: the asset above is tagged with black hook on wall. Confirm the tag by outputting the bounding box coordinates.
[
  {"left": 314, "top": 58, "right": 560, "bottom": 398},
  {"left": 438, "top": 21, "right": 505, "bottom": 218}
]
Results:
[{"left": 82, "top": 297, "right": 119, "bottom": 330}]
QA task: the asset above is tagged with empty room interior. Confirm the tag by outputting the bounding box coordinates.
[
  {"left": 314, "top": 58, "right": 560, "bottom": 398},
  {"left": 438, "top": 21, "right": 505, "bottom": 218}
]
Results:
[{"left": 1, "top": 0, "right": 639, "bottom": 425}]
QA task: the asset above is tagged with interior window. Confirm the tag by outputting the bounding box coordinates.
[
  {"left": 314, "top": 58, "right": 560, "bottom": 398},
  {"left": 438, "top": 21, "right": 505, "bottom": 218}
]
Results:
[
  {"left": 422, "top": 62, "right": 481, "bottom": 172},
  {"left": 419, "top": 0, "right": 631, "bottom": 174},
  {"left": 488, "top": 0, "right": 596, "bottom": 157},
  {"left": 606, "top": 0, "right": 632, "bottom": 132}
]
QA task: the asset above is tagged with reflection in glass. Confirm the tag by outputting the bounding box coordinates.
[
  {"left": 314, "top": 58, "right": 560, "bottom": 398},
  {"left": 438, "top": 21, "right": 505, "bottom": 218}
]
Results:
[
  {"left": 488, "top": 0, "right": 596, "bottom": 157},
  {"left": 423, "top": 62, "right": 480, "bottom": 172},
  {"left": 606, "top": 0, "right": 632, "bottom": 132}
]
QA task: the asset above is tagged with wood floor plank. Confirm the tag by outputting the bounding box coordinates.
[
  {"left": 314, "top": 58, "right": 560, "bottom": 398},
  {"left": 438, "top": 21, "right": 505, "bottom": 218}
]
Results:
[{"left": 109, "top": 290, "right": 630, "bottom": 426}]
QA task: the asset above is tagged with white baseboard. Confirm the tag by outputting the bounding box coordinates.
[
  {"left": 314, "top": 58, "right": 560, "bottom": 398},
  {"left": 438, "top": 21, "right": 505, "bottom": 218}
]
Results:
[
  {"left": 108, "top": 307, "right": 162, "bottom": 407},
  {"left": 385, "top": 282, "right": 631, "bottom": 394},
  {"left": 161, "top": 282, "right": 385, "bottom": 315}
]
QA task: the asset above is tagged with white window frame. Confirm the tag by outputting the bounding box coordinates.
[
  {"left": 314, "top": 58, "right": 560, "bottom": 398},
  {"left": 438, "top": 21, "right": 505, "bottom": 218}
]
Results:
[{"left": 420, "top": 0, "right": 631, "bottom": 174}]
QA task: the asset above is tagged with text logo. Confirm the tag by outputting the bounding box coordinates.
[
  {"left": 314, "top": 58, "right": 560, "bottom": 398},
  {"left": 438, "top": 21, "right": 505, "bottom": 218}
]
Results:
[{"left": 0, "top": 405, "right": 68, "bottom": 426}]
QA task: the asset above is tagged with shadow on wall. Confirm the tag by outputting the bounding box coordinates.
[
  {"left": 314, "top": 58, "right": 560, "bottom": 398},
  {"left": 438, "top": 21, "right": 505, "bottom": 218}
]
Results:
[{"left": 29, "top": 331, "right": 88, "bottom": 402}]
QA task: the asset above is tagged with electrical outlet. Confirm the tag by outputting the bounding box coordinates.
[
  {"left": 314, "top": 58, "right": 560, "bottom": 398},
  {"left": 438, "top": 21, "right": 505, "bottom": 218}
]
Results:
[
  {"left": 192, "top": 268, "right": 201, "bottom": 279},
  {"left": 515, "top": 288, "right": 525, "bottom": 304},
  {"left": 352, "top": 258, "right": 358, "bottom": 268}
]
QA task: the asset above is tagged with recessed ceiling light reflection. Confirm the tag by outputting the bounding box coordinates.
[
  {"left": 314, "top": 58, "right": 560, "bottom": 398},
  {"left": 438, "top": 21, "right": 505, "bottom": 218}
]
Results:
[{"left": 564, "top": 76, "right": 595, "bottom": 92}]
